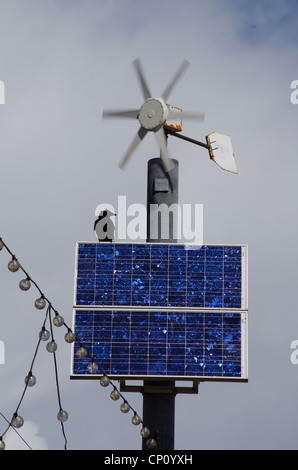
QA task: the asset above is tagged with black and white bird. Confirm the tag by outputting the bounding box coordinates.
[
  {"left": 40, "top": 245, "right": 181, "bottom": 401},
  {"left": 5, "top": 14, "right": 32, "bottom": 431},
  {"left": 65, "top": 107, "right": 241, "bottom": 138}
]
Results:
[{"left": 94, "top": 209, "right": 116, "bottom": 242}]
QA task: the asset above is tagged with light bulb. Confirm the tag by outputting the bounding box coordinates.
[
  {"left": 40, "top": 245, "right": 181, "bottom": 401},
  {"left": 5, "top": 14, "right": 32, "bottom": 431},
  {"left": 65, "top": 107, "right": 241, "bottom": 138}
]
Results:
[
  {"left": 53, "top": 315, "right": 64, "bottom": 327},
  {"left": 64, "top": 330, "right": 75, "bottom": 343},
  {"left": 146, "top": 438, "right": 157, "bottom": 449},
  {"left": 110, "top": 389, "right": 121, "bottom": 401},
  {"left": 39, "top": 328, "right": 50, "bottom": 341},
  {"left": 57, "top": 409, "right": 68, "bottom": 423},
  {"left": 8, "top": 258, "right": 19, "bottom": 272},
  {"left": 25, "top": 373, "right": 36, "bottom": 387},
  {"left": 140, "top": 426, "right": 150, "bottom": 438},
  {"left": 19, "top": 278, "right": 31, "bottom": 291},
  {"left": 131, "top": 413, "right": 142, "bottom": 426},
  {"left": 100, "top": 375, "right": 110, "bottom": 387},
  {"left": 34, "top": 297, "right": 46, "bottom": 310},
  {"left": 76, "top": 346, "right": 87, "bottom": 358},
  {"left": 87, "top": 361, "right": 99, "bottom": 374},
  {"left": 0, "top": 438, "right": 5, "bottom": 450},
  {"left": 120, "top": 401, "right": 130, "bottom": 413},
  {"left": 11, "top": 414, "right": 24, "bottom": 429},
  {"left": 46, "top": 340, "right": 57, "bottom": 353}
]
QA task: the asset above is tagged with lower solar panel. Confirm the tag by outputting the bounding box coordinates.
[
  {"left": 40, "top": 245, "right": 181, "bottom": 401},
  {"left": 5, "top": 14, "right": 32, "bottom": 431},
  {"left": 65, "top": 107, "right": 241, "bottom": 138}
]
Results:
[{"left": 70, "top": 309, "right": 248, "bottom": 381}]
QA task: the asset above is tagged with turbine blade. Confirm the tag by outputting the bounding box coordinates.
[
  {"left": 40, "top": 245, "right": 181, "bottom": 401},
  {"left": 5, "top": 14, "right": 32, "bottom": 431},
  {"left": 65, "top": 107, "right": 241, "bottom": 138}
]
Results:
[
  {"left": 168, "top": 109, "right": 205, "bottom": 121},
  {"left": 102, "top": 109, "right": 139, "bottom": 119},
  {"left": 133, "top": 58, "right": 152, "bottom": 101},
  {"left": 119, "top": 127, "right": 147, "bottom": 170},
  {"left": 161, "top": 59, "right": 190, "bottom": 101},
  {"left": 155, "top": 127, "right": 174, "bottom": 173}
]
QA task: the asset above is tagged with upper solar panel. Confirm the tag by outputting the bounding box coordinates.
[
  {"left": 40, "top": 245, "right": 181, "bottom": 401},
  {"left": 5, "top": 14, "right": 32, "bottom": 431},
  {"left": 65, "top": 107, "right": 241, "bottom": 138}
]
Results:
[{"left": 74, "top": 242, "right": 247, "bottom": 310}]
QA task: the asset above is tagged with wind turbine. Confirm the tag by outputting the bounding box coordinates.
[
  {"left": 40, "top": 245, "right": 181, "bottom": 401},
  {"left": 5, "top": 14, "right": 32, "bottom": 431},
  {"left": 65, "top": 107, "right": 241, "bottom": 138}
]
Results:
[
  {"left": 102, "top": 58, "right": 204, "bottom": 173},
  {"left": 102, "top": 58, "right": 238, "bottom": 175}
]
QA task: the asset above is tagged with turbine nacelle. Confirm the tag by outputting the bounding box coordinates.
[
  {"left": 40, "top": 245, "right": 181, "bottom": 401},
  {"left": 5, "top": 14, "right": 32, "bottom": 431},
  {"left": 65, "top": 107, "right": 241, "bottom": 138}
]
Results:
[{"left": 138, "top": 97, "right": 169, "bottom": 132}]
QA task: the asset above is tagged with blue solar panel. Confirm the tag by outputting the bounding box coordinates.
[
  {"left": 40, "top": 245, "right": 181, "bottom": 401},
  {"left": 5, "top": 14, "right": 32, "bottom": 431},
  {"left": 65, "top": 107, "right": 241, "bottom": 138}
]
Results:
[
  {"left": 71, "top": 242, "right": 248, "bottom": 381},
  {"left": 75, "top": 243, "right": 246, "bottom": 309},
  {"left": 72, "top": 309, "right": 246, "bottom": 379}
]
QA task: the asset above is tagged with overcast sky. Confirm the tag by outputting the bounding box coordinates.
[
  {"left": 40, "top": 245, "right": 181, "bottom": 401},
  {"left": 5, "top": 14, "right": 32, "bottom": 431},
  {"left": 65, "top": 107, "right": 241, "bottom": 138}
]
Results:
[{"left": 1, "top": 0, "right": 298, "bottom": 450}]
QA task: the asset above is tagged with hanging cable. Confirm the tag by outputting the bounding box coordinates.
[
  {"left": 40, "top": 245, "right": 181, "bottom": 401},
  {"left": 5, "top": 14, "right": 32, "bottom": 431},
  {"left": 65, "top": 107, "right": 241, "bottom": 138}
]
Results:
[
  {"left": 15, "top": 307, "right": 50, "bottom": 417},
  {"left": 48, "top": 306, "right": 68, "bottom": 450},
  {"left": 0, "top": 412, "right": 32, "bottom": 450}
]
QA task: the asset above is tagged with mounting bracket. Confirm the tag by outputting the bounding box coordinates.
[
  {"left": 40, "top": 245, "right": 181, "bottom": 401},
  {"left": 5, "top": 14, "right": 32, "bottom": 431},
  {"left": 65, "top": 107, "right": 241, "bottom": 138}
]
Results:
[{"left": 120, "top": 380, "right": 200, "bottom": 395}]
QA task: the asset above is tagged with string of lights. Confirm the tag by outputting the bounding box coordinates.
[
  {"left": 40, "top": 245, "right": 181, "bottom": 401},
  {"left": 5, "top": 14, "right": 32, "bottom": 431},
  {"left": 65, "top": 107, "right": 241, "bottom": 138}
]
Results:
[{"left": 0, "top": 236, "right": 157, "bottom": 450}]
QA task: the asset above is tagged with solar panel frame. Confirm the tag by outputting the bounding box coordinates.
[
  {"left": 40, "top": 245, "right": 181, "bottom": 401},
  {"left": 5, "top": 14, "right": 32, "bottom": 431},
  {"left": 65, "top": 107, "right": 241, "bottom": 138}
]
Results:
[{"left": 71, "top": 242, "right": 248, "bottom": 382}]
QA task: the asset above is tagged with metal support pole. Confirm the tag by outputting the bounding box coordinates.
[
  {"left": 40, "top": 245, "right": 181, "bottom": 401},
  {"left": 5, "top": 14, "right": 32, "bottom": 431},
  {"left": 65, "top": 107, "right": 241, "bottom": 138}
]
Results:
[{"left": 142, "top": 157, "right": 179, "bottom": 451}]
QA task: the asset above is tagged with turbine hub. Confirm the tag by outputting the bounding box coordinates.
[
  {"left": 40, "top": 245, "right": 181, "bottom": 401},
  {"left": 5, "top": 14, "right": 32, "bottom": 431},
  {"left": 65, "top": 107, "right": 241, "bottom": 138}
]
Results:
[{"left": 138, "top": 98, "right": 168, "bottom": 131}]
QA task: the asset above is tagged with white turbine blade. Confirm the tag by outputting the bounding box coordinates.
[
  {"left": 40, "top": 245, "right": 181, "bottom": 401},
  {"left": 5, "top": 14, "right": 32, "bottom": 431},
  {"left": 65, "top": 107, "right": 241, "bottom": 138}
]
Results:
[
  {"left": 155, "top": 127, "right": 174, "bottom": 172},
  {"left": 119, "top": 127, "right": 147, "bottom": 170},
  {"left": 161, "top": 59, "right": 190, "bottom": 102},
  {"left": 133, "top": 58, "right": 152, "bottom": 101},
  {"left": 102, "top": 109, "right": 139, "bottom": 119},
  {"left": 168, "top": 109, "right": 205, "bottom": 122},
  {"left": 181, "top": 110, "right": 205, "bottom": 121}
]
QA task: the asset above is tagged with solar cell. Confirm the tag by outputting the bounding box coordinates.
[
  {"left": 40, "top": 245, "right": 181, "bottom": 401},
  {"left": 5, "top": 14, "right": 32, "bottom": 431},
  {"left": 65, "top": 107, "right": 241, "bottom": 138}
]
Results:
[{"left": 71, "top": 242, "right": 248, "bottom": 381}]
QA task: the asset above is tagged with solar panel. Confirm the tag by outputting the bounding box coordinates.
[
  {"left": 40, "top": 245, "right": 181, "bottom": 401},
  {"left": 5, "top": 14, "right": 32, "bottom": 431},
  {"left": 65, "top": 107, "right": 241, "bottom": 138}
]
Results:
[
  {"left": 71, "top": 242, "right": 248, "bottom": 381},
  {"left": 74, "top": 243, "right": 247, "bottom": 309},
  {"left": 71, "top": 309, "right": 247, "bottom": 379}
]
